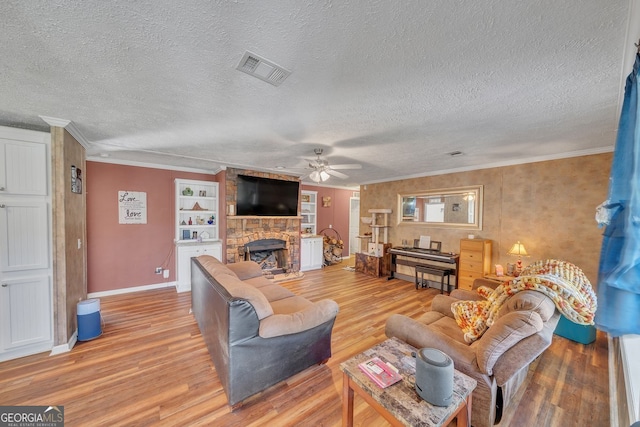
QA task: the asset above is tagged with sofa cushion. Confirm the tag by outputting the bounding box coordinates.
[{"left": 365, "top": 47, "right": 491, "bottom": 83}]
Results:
[
  {"left": 258, "top": 284, "right": 296, "bottom": 302},
  {"left": 215, "top": 274, "right": 274, "bottom": 320},
  {"left": 226, "top": 261, "right": 264, "bottom": 280},
  {"left": 475, "top": 311, "right": 543, "bottom": 375},
  {"left": 243, "top": 275, "right": 273, "bottom": 289},
  {"left": 259, "top": 299, "right": 339, "bottom": 338},
  {"left": 270, "top": 296, "right": 313, "bottom": 315},
  {"left": 197, "top": 255, "right": 238, "bottom": 278},
  {"left": 431, "top": 295, "right": 459, "bottom": 319}
]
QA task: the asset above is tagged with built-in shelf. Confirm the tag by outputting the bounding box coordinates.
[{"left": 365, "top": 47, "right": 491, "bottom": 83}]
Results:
[
  {"left": 175, "top": 179, "right": 219, "bottom": 243},
  {"left": 300, "top": 190, "right": 317, "bottom": 235}
]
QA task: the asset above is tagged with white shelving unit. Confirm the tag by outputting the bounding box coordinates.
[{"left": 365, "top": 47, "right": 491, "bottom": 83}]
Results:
[
  {"left": 300, "top": 190, "right": 317, "bottom": 235},
  {"left": 174, "top": 179, "right": 221, "bottom": 292},
  {"left": 175, "top": 179, "right": 219, "bottom": 243}
]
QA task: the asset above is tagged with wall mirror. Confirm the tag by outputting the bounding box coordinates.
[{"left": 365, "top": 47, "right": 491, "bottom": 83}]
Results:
[{"left": 398, "top": 185, "right": 483, "bottom": 229}]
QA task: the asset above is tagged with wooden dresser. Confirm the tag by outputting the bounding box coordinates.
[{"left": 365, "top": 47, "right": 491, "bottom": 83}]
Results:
[{"left": 458, "top": 239, "right": 492, "bottom": 290}]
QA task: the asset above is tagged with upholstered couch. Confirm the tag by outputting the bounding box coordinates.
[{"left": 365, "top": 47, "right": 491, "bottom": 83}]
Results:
[
  {"left": 191, "top": 255, "right": 339, "bottom": 408},
  {"left": 385, "top": 278, "right": 560, "bottom": 427}
]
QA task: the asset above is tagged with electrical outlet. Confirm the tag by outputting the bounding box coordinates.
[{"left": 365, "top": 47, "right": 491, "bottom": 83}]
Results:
[
  {"left": 155, "top": 267, "right": 162, "bottom": 274},
  {"left": 163, "top": 269, "right": 170, "bottom": 279}
]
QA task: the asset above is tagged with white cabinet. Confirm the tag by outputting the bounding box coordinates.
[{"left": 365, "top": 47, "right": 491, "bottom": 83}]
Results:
[
  {"left": 0, "top": 126, "right": 52, "bottom": 362},
  {"left": 301, "top": 190, "right": 317, "bottom": 235},
  {"left": 176, "top": 243, "right": 222, "bottom": 292},
  {"left": 300, "top": 236, "right": 323, "bottom": 271},
  {"left": 175, "top": 179, "right": 218, "bottom": 243}
]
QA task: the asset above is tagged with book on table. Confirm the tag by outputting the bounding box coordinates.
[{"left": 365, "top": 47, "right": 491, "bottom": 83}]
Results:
[{"left": 358, "top": 357, "right": 402, "bottom": 388}]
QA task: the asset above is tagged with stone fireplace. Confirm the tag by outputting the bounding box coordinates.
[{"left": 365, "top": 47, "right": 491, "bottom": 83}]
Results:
[{"left": 224, "top": 167, "right": 302, "bottom": 271}]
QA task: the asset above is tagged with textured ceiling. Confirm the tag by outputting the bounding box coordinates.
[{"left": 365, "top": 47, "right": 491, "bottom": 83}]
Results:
[{"left": 0, "top": 1, "right": 635, "bottom": 186}]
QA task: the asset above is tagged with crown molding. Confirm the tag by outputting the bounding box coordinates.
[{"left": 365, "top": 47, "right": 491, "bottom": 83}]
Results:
[
  {"left": 39, "top": 115, "right": 91, "bottom": 150},
  {"left": 361, "top": 145, "right": 614, "bottom": 185},
  {"left": 86, "top": 156, "right": 222, "bottom": 175}
]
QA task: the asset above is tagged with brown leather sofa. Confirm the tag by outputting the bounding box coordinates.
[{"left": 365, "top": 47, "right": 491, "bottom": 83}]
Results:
[
  {"left": 385, "top": 278, "right": 560, "bottom": 427},
  {"left": 191, "top": 255, "right": 339, "bottom": 408}
]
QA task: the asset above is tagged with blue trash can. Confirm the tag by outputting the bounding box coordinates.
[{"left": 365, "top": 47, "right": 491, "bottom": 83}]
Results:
[{"left": 77, "top": 299, "right": 102, "bottom": 341}]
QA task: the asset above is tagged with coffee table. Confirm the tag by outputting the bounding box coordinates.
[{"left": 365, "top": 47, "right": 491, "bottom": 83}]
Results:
[{"left": 340, "top": 337, "right": 477, "bottom": 427}]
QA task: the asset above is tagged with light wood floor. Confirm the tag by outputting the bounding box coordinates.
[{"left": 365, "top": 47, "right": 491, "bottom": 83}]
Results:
[{"left": 0, "top": 263, "right": 609, "bottom": 426}]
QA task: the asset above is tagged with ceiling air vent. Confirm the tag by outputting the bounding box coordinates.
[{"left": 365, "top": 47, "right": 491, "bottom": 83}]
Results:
[{"left": 236, "top": 51, "right": 291, "bottom": 86}]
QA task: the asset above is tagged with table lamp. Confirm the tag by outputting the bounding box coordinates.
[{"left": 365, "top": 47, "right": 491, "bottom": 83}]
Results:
[{"left": 507, "top": 241, "right": 528, "bottom": 276}]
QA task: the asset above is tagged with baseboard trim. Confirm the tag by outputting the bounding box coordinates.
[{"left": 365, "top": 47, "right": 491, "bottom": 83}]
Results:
[
  {"left": 88, "top": 281, "right": 177, "bottom": 298},
  {"left": 50, "top": 330, "right": 77, "bottom": 356}
]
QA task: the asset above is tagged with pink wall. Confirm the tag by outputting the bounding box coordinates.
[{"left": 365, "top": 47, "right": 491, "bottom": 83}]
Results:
[
  {"left": 86, "top": 161, "right": 218, "bottom": 293},
  {"left": 302, "top": 184, "right": 357, "bottom": 255}
]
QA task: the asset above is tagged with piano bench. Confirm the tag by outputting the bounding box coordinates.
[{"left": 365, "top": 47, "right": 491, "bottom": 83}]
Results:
[{"left": 415, "top": 264, "right": 455, "bottom": 294}]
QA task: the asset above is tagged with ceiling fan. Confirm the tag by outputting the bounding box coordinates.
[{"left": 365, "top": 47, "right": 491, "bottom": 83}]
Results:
[{"left": 305, "top": 148, "right": 362, "bottom": 182}]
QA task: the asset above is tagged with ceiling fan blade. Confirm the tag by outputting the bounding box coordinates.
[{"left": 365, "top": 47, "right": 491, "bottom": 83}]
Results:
[
  {"left": 329, "top": 163, "right": 362, "bottom": 170},
  {"left": 326, "top": 169, "right": 349, "bottom": 179}
]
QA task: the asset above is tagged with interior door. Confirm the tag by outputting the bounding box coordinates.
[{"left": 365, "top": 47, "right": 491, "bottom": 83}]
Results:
[{"left": 349, "top": 197, "right": 360, "bottom": 255}]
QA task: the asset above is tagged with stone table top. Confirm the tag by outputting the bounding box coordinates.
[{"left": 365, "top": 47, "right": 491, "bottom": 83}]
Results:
[{"left": 340, "top": 337, "right": 477, "bottom": 427}]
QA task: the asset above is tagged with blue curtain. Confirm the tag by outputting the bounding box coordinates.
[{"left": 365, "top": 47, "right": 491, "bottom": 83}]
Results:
[{"left": 595, "top": 52, "right": 640, "bottom": 336}]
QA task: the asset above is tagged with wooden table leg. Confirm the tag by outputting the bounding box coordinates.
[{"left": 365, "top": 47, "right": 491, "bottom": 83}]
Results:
[
  {"left": 342, "top": 372, "right": 354, "bottom": 427},
  {"left": 456, "top": 393, "right": 473, "bottom": 427}
]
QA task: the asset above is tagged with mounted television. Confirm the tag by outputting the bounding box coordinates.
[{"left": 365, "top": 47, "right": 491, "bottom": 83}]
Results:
[{"left": 236, "top": 175, "right": 300, "bottom": 216}]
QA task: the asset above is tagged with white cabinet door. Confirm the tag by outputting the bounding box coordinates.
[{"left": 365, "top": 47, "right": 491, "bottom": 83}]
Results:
[
  {"left": 176, "top": 243, "right": 222, "bottom": 292},
  {"left": 300, "top": 237, "right": 323, "bottom": 271},
  {"left": 300, "top": 238, "right": 312, "bottom": 271},
  {"left": 0, "top": 276, "right": 52, "bottom": 357},
  {"left": 309, "top": 237, "right": 324, "bottom": 270},
  {"left": 0, "top": 201, "right": 49, "bottom": 273},
  {"left": 0, "top": 139, "right": 48, "bottom": 196}
]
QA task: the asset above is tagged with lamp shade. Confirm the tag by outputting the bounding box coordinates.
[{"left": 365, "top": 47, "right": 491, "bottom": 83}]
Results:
[
  {"left": 310, "top": 169, "right": 330, "bottom": 183},
  {"left": 508, "top": 241, "right": 528, "bottom": 257}
]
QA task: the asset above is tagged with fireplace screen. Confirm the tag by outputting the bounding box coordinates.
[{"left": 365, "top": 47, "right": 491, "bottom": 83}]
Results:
[{"left": 241, "top": 238, "right": 289, "bottom": 273}]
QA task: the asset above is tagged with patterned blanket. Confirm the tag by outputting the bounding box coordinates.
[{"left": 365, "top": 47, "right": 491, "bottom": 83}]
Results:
[{"left": 451, "top": 259, "right": 598, "bottom": 343}]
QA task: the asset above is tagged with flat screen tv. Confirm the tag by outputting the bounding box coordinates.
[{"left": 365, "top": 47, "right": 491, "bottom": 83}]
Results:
[{"left": 236, "top": 175, "right": 300, "bottom": 216}]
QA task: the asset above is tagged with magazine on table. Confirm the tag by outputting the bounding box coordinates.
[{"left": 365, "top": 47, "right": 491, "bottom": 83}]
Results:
[{"left": 358, "top": 357, "right": 402, "bottom": 388}]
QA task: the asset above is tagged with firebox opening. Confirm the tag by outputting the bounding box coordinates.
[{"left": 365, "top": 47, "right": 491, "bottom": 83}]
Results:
[{"left": 241, "top": 238, "right": 289, "bottom": 274}]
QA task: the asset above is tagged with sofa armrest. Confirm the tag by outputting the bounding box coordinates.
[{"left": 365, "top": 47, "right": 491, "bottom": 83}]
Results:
[
  {"left": 259, "top": 299, "right": 339, "bottom": 338},
  {"left": 475, "top": 311, "right": 543, "bottom": 376},
  {"left": 492, "top": 313, "right": 558, "bottom": 386}
]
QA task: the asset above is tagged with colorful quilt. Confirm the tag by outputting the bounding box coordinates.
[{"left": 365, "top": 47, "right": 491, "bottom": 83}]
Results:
[{"left": 451, "top": 259, "right": 598, "bottom": 343}]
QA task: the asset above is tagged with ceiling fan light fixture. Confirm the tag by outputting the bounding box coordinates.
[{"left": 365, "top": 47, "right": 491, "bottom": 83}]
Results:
[
  {"left": 320, "top": 170, "right": 330, "bottom": 181},
  {"left": 310, "top": 170, "right": 321, "bottom": 182}
]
